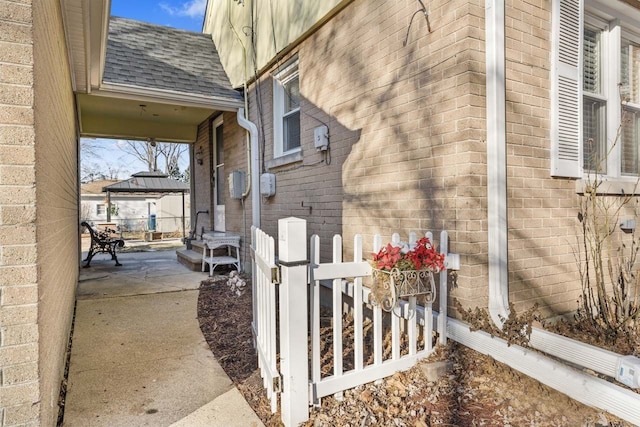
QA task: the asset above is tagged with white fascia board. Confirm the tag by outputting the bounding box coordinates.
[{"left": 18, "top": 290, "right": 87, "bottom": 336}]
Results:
[
  {"left": 94, "top": 83, "right": 244, "bottom": 111},
  {"left": 98, "top": 0, "right": 111, "bottom": 86},
  {"left": 88, "top": 0, "right": 110, "bottom": 89}
]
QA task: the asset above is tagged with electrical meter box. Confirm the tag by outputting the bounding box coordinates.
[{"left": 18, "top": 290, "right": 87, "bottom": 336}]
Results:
[
  {"left": 228, "top": 170, "right": 246, "bottom": 199},
  {"left": 260, "top": 173, "right": 276, "bottom": 197},
  {"left": 314, "top": 125, "right": 329, "bottom": 151}
]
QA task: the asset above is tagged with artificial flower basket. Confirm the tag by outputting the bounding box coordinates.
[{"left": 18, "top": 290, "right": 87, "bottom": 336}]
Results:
[{"left": 369, "top": 237, "right": 445, "bottom": 313}]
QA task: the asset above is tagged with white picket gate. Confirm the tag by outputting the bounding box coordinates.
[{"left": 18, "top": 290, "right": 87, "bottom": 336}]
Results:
[
  {"left": 250, "top": 225, "right": 280, "bottom": 412},
  {"left": 251, "top": 217, "right": 454, "bottom": 426}
]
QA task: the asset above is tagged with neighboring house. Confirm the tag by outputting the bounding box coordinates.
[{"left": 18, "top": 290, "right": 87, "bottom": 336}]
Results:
[{"left": 80, "top": 176, "right": 190, "bottom": 234}]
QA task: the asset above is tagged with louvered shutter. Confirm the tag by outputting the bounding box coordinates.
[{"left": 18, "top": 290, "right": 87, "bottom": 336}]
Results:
[{"left": 551, "top": 0, "right": 583, "bottom": 178}]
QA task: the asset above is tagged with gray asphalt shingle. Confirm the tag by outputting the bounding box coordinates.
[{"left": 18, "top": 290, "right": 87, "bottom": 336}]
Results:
[
  {"left": 103, "top": 17, "right": 242, "bottom": 100},
  {"left": 103, "top": 171, "right": 190, "bottom": 193}
]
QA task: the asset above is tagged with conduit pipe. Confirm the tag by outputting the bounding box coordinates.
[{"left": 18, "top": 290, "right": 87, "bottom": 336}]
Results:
[
  {"left": 484, "top": 0, "right": 640, "bottom": 393},
  {"left": 237, "top": 108, "right": 261, "bottom": 229}
]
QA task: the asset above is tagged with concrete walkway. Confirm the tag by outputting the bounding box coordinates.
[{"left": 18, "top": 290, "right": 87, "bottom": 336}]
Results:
[{"left": 62, "top": 249, "right": 263, "bottom": 427}]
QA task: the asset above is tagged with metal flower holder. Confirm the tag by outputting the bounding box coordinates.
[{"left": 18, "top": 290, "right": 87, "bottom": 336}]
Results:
[{"left": 370, "top": 267, "right": 436, "bottom": 314}]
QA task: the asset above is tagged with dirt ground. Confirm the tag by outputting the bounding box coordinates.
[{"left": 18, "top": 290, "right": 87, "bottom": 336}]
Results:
[{"left": 197, "top": 274, "right": 633, "bottom": 427}]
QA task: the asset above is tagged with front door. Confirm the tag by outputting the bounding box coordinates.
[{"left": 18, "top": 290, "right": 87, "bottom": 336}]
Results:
[{"left": 213, "top": 119, "right": 225, "bottom": 231}]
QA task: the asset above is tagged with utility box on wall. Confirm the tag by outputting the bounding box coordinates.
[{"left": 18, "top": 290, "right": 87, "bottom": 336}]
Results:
[
  {"left": 260, "top": 173, "right": 276, "bottom": 197},
  {"left": 228, "top": 170, "right": 246, "bottom": 199},
  {"left": 314, "top": 125, "right": 329, "bottom": 151}
]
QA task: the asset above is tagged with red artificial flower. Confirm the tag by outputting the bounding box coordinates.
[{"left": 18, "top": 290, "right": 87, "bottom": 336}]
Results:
[
  {"left": 372, "top": 243, "right": 403, "bottom": 270},
  {"left": 372, "top": 237, "right": 445, "bottom": 272}
]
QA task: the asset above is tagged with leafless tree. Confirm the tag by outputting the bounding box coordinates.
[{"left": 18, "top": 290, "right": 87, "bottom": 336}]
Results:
[
  {"left": 120, "top": 140, "right": 188, "bottom": 175},
  {"left": 80, "top": 162, "right": 123, "bottom": 183}
]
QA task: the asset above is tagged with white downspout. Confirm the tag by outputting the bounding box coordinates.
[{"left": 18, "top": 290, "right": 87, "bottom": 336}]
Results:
[
  {"left": 485, "top": 0, "right": 509, "bottom": 326},
  {"left": 237, "top": 108, "right": 260, "bottom": 229},
  {"left": 483, "top": 0, "right": 640, "bottom": 394}
]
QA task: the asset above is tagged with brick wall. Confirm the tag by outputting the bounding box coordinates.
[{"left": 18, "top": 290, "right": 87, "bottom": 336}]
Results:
[
  {"left": 221, "top": 111, "right": 253, "bottom": 267},
  {"left": 32, "top": 0, "right": 78, "bottom": 424},
  {"left": 201, "top": 0, "right": 627, "bottom": 319},
  {"left": 0, "top": 0, "right": 40, "bottom": 425},
  {"left": 242, "top": 0, "right": 490, "bottom": 304},
  {"left": 503, "top": 0, "right": 584, "bottom": 315},
  {"left": 0, "top": 0, "right": 78, "bottom": 425},
  {"left": 193, "top": 118, "right": 214, "bottom": 233}
]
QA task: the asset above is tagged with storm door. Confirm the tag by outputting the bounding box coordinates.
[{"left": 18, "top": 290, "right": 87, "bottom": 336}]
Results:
[{"left": 213, "top": 119, "right": 225, "bottom": 231}]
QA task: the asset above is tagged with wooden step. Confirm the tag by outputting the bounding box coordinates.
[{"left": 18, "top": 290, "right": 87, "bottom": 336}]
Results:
[{"left": 176, "top": 249, "right": 205, "bottom": 272}]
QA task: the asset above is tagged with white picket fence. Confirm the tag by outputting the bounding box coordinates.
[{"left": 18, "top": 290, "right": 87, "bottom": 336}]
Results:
[
  {"left": 251, "top": 225, "right": 280, "bottom": 412},
  {"left": 251, "top": 217, "right": 454, "bottom": 426}
]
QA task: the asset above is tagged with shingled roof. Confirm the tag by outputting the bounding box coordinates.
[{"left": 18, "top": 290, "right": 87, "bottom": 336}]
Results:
[
  {"left": 103, "top": 171, "right": 190, "bottom": 193},
  {"left": 103, "top": 17, "right": 242, "bottom": 100}
]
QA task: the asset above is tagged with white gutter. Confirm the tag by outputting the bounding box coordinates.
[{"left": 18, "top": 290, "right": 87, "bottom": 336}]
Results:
[
  {"left": 94, "top": 84, "right": 244, "bottom": 111},
  {"left": 485, "top": 0, "right": 509, "bottom": 327},
  {"left": 237, "top": 108, "right": 261, "bottom": 228},
  {"left": 484, "top": 0, "right": 640, "bottom": 393},
  {"left": 448, "top": 318, "right": 640, "bottom": 425}
]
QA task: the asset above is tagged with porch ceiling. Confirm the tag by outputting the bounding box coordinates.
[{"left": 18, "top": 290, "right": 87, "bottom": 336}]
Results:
[
  {"left": 61, "top": 1, "right": 243, "bottom": 144},
  {"left": 77, "top": 93, "right": 219, "bottom": 143}
]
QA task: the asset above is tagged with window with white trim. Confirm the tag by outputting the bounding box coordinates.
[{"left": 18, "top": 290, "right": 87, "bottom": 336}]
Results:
[
  {"left": 583, "top": 22, "right": 607, "bottom": 173},
  {"left": 273, "top": 61, "right": 300, "bottom": 158},
  {"left": 96, "top": 204, "right": 106, "bottom": 216},
  {"left": 551, "top": 0, "right": 640, "bottom": 184},
  {"left": 621, "top": 36, "right": 640, "bottom": 175}
]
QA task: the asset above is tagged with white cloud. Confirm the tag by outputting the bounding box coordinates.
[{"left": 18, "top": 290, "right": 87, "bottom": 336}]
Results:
[{"left": 159, "top": 0, "right": 206, "bottom": 19}]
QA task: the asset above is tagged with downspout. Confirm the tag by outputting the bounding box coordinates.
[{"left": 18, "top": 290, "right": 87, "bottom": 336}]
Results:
[
  {"left": 483, "top": 0, "right": 640, "bottom": 393},
  {"left": 485, "top": 0, "right": 509, "bottom": 326},
  {"left": 228, "top": 0, "right": 257, "bottom": 227},
  {"left": 237, "top": 108, "right": 260, "bottom": 228}
]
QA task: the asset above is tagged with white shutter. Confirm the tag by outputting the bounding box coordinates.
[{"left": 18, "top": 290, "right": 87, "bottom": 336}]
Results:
[{"left": 551, "top": 0, "right": 583, "bottom": 178}]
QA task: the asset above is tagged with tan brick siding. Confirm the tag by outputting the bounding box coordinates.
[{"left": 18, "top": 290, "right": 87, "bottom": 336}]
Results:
[
  {"left": 193, "top": 118, "right": 215, "bottom": 233},
  {"left": 503, "top": 0, "right": 582, "bottom": 316},
  {"left": 199, "top": 0, "right": 625, "bottom": 320},
  {"left": 32, "top": 0, "right": 78, "bottom": 425},
  {"left": 240, "top": 0, "right": 490, "bottom": 308},
  {"left": 0, "top": 0, "right": 40, "bottom": 425}
]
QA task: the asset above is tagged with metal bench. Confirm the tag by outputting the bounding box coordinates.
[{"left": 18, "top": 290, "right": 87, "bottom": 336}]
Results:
[{"left": 81, "top": 221, "right": 125, "bottom": 267}]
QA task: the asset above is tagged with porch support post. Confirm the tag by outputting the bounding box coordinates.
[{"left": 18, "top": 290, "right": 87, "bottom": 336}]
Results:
[
  {"left": 181, "top": 191, "right": 186, "bottom": 239},
  {"left": 106, "top": 191, "right": 111, "bottom": 222},
  {"left": 277, "top": 217, "right": 309, "bottom": 426}
]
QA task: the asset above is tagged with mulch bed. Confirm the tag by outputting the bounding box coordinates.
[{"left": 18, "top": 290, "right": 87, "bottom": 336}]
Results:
[{"left": 197, "top": 274, "right": 633, "bottom": 427}]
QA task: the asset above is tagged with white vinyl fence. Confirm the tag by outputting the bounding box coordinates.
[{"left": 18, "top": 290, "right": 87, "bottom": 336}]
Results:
[{"left": 251, "top": 217, "right": 456, "bottom": 426}]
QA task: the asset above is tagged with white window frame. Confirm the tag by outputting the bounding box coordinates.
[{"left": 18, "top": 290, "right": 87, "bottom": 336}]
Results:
[
  {"left": 583, "top": 16, "right": 611, "bottom": 174},
  {"left": 553, "top": 0, "right": 640, "bottom": 193},
  {"left": 620, "top": 30, "right": 640, "bottom": 175},
  {"left": 96, "top": 203, "right": 106, "bottom": 216},
  {"left": 273, "top": 60, "right": 301, "bottom": 159}
]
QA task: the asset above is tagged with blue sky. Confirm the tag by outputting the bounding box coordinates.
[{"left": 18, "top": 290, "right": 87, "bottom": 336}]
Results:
[
  {"left": 81, "top": 0, "right": 205, "bottom": 179},
  {"left": 110, "top": 0, "right": 206, "bottom": 32}
]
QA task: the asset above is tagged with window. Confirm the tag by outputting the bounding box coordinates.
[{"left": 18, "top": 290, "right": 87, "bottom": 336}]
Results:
[
  {"left": 621, "top": 39, "right": 640, "bottom": 175},
  {"left": 552, "top": 0, "right": 640, "bottom": 186},
  {"left": 583, "top": 26, "right": 607, "bottom": 173},
  {"left": 273, "top": 60, "right": 301, "bottom": 158},
  {"left": 96, "top": 204, "right": 106, "bottom": 216}
]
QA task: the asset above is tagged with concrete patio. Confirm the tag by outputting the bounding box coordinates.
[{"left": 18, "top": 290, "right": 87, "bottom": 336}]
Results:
[{"left": 62, "top": 248, "right": 263, "bottom": 427}]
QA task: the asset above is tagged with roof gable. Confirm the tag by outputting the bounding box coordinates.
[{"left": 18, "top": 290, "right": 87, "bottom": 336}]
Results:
[{"left": 103, "top": 17, "right": 242, "bottom": 100}]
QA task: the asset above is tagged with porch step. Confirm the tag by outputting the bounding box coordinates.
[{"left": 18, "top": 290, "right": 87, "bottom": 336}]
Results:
[
  {"left": 176, "top": 248, "right": 205, "bottom": 272},
  {"left": 191, "top": 240, "right": 206, "bottom": 254}
]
